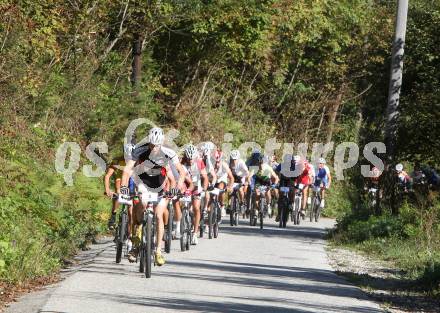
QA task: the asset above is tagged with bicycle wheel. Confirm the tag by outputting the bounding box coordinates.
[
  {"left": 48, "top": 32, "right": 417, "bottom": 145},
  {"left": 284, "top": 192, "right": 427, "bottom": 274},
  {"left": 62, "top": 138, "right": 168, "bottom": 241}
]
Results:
[
  {"left": 208, "top": 208, "right": 214, "bottom": 239},
  {"left": 214, "top": 204, "right": 220, "bottom": 238},
  {"left": 278, "top": 197, "right": 285, "bottom": 228},
  {"left": 295, "top": 198, "right": 301, "bottom": 225},
  {"left": 230, "top": 196, "right": 235, "bottom": 226},
  {"left": 180, "top": 212, "right": 187, "bottom": 252},
  {"left": 259, "top": 199, "right": 264, "bottom": 229},
  {"left": 200, "top": 209, "right": 205, "bottom": 238},
  {"left": 142, "top": 214, "right": 153, "bottom": 278},
  {"left": 186, "top": 213, "right": 191, "bottom": 251},
  {"left": 165, "top": 205, "right": 173, "bottom": 254},
  {"left": 290, "top": 203, "right": 295, "bottom": 222},
  {"left": 315, "top": 197, "right": 321, "bottom": 222},
  {"left": 309, "top": 197, "right": 315, "bottom": 222},
  {"left": 116, "top": 209, "right": 128, "bottom": 263}
]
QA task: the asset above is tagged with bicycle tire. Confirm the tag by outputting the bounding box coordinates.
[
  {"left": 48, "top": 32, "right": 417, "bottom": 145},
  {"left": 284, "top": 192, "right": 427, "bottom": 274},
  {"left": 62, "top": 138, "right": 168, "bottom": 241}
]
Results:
[
  {"left": 143, "top": 214, "right": 153, "bottom": 278},
  {"left": 208, "top": 208, "right": 214, "bottom": 239},
  {"left": 165, "top": 205, "right": 173, "bottom": 253},
  {"left": 278, "top": 197, "right": 285, "bottom": 228},
  {"left": 214, "top": 204, "right": 219, "bottom": 238},
  {"left": 116, "top": 210, "right": 127, "bottom": 263},
  {"left": 229, "top": 195, "right": 237, "bottom": 226},
  {"left": 309, "top": 197, "right": 315, "bottom": 222},
  {"left": 180, "top": 212, "right": 187, "bottom": 252},
  {"left": 315, "top": 198, "right": 321, "bottom": 222}
]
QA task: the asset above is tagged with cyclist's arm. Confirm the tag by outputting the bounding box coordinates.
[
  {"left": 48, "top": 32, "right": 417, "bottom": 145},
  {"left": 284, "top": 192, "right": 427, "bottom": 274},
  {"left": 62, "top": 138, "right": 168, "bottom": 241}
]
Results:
[
  {"left": 270, "top": 168, "right": 279, "bottom": 185},
  {"left": 185, "top": 174, "right": 194, "bottom": 191},
  {"left": 174, "top": 161, "right": 186, "bottom": 189},
  {"left": 121, "top": 160, "right": 136, "bottom": 188},
  {"left": 225, "top": 162, "right": 235, "bottom": 190},
  {"left": 200, "top": 168, "right": 209, "bottom": 191},
  {"left": 210, "top": 167, "right": 217, "bottom": 187},
  {"left": 242, "top": 162, "right": 250, "bottom": 184},
  {"left": 104, "top": 166, "right": 115, "bottom": 196},
  {"left": 166, "top": 165, "right": 176, "bottom": 189}
]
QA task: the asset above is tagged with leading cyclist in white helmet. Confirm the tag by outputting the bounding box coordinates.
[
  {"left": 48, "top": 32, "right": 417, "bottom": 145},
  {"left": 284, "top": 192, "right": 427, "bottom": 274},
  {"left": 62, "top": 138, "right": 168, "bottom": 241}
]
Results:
[{"left": 120, "top": 127, "right": 186, "bottom": 266}]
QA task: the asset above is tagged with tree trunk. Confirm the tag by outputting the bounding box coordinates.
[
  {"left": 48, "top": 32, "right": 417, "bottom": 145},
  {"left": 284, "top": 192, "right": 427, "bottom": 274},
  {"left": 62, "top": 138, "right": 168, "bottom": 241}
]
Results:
[
  {"left": 131, "top": 33, "right": 142, "bottom": 94},
  {"left": 326, "top": 84, "right": 346, "bottom": 143}
]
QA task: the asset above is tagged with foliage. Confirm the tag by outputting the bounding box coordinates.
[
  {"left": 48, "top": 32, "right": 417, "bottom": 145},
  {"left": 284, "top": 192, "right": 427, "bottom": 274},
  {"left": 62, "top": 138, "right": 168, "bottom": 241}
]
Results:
[{"left": 0, "top": 0, "right": 439, "bottom": 288}]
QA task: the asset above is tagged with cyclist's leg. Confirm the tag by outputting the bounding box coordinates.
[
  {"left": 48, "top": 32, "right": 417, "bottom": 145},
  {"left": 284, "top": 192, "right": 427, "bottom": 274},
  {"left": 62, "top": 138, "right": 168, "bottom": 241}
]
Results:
[
  {"left": 320, "top": 187, "right": 326, "bottom": 207},
  {"left": 301, "top": 186, "right": 309, "bottom": 212},
  {"left": 217, "top": 182, "right": 226, "bottom": 206},
  {"left": 192, "top": 196, "right": 201, "bottom": 235},
  {"left": 154, "top": 198, "right": 168, "bottom": 254},
  {"left": 204, "top": 191, "right": 210, "bottom": 212},
  {"left": 266, "top": 188, "right": 272, "bottom": 204},
  {"left": 173, "top": 199, "right": 181, "bottom": 236},
  {"left": 239, "top": 186, "right": 245, "bottom": 205}
]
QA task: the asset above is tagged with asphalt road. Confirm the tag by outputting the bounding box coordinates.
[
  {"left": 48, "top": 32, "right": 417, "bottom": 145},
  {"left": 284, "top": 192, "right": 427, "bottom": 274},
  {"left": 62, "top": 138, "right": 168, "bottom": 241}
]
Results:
[{"left": 6, "top": 217, "right": 382, "bottom": 313}]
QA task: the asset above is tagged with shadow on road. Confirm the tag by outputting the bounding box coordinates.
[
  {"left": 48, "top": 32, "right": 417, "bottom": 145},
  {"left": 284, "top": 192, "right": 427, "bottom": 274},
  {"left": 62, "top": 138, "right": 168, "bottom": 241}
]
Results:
[{"left": 81, "top": 291, "right": 382, "bottom": 313}]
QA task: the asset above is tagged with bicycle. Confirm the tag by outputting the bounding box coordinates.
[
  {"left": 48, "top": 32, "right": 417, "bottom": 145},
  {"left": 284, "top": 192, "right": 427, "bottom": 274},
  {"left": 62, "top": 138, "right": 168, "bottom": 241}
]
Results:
[
  {"left": 278, "top": 186, "right": 291, "bottom": 228},
  {"left": 112, "top": 194, "right": 134, "bottom": 264},
  {"left": 207, "top": 187, "right": 225, "bottom": 238},
  {"left": 309, "top": 184, "right": 323, "bottom": 222},
  {"left": 292, "top": 184, "right": 305, "bottom": 225},
  {"left": 178, "top": 190, "right": 194, "bottom": 252},
  {"left": 138, "top": 190, "right": 159, "bottom": 279},
  {"left": 229, "top": 183, "right": 242, "bottom": 226},
  {"left": 164, "top": 197, "right": 174, "bottom": 253},
  {"left": 256, "top": 185, "right": 268, "bottom": 229}
]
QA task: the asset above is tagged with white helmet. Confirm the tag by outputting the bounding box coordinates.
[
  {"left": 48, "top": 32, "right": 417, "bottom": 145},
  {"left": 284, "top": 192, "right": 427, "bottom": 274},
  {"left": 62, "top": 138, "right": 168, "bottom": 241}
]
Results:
[
  {"left": 319, "top": 157, "right": 326, "bottom": 164},
  {"left": 395, "top": 163, "right": 404, "bottom": 172},
  {"left": 230, "top": 150, "right": 240, "bottom": 160},
  {"left": 202, "top": 141, "right": 215, "bottom": 155},
  {"left": 184, "top": 144, "right": 198, "bottom": 160},
  {"left": 123, "top": 143, "right": 135, "bottom": 156},
  {"left": 148, "top": 127, "right": 164, "bottom": 145},
  {"left": 293, "top": 155, "right": 301, "bottom": 162}
]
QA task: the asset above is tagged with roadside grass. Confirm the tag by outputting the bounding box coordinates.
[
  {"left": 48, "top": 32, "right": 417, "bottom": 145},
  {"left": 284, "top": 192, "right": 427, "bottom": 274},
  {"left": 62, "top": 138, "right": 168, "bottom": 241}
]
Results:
[
  {"left": 0, "top": 129, "right": 108, "bottom": 284},
  {"left": 329, "top": 199, "right": 440, "bottom": 294}
]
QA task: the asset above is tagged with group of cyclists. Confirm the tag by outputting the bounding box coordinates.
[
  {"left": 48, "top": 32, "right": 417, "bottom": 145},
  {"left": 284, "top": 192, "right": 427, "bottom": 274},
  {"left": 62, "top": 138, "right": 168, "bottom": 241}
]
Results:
[{"left": 103, "top": 127, "right": 333, "bottom": 267}]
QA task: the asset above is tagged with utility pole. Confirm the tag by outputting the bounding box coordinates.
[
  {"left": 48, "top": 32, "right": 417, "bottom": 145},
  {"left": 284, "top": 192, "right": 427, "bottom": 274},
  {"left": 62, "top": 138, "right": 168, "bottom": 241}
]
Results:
[{"left": 384, "top": 0, "right": 409, "bottom": 164}]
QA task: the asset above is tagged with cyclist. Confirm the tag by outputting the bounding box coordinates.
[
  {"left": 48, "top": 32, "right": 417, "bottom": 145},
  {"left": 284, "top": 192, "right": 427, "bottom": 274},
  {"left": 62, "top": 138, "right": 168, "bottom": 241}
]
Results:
[
  {"left": 120, "top": 127, "right": 185, "bottom": 266},
  {"left": 213, "top": 149, "right": 234, "bottom": 215},
  {"left": 181, "top": 144, "right": 209, "bottom": 245},
  {"left": 200, "top": 142, "right": 218, "bottom": 217},
  {"left": 275, "top": 154, "right": 298, "bottom": 222},
  {"left": 395, "top": 163, "right": 411, "bottom": 191},
  {"left": 253, "top": 154, "right": 279, "bottom": 217},
  {"left": 313, "top": 158, "right": 331, "bottom": 209},
  {"left": 103, "top": 143, "right": 136, "bottom": 230},
  {"left": 229, "top": 149, "right": 249, "bottom": 214},
  {"left": 170, "top": 157, "right": 194, "bottom": 240},
  {"left": 295, "top": 156, "right": 314, "bottom": 216}
]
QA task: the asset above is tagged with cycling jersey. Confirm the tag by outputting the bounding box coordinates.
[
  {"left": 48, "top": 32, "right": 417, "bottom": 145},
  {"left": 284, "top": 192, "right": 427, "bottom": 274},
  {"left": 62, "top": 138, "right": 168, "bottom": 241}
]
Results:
[
  {"left": 130, "top": 145, "right": 179, "bottom": 190},
  {"left": 229, "top": 159, "right": 248, "bottom": 183},
  {"left": 254, "top": 163, "right": 274, "bottom": 186},
  {"left": 215, "top": 161, "right": 229, "bottom": 184},
  {"left": 296, "top": 161, "right": 314, "bottom": 186},
  {"left": 314, "top": 165, "right": 330, "bottom": 187},
  {"left": 183, "top": 158, "right": 205, "bottom": 193}
]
